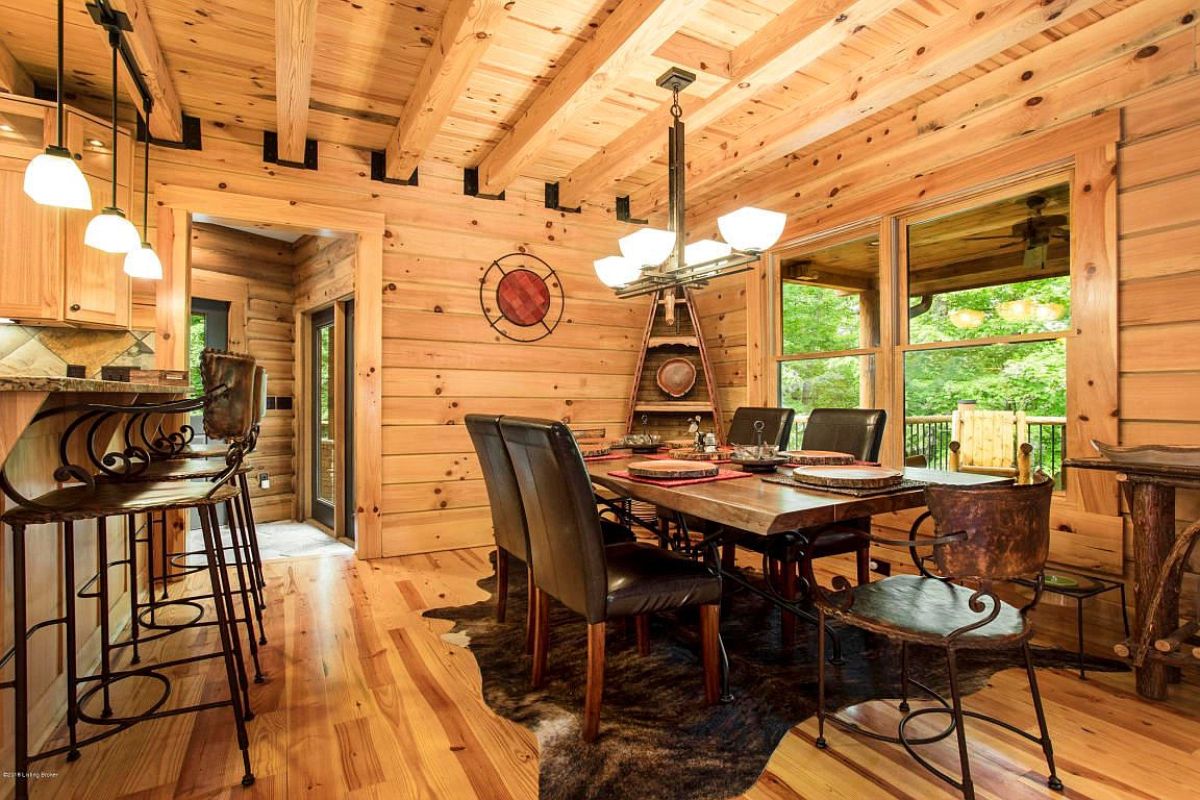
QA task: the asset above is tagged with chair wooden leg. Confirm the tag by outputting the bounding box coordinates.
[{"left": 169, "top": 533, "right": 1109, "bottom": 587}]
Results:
[
  {"left": 856, "top": 545, "right": 871, "bottom": 585},
  {"left": 781, "top": 559, "right": 797, "bottom": 649},
  {"left": 635, "top": 614, "right": 651, "bottom": 656},
  {"left": 699, "top": 604, "right": 720, "bottom": 705},
  {"left": 583, "top": 621, "right": 606, "bottom": 742},
  {"left": 531, "top": 588, "right": 549, "bottom": 688},
  {"left": 525, "top": 565, "right": 535, "bottom": 654},
  {"left": 496, "top": 548, "right": 509, "bottom": 623}
]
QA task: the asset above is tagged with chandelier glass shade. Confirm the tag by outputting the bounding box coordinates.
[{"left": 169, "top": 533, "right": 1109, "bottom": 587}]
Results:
[
  {"left": 123, "top": 242, "right": 164, "bottom": 279},
  {"left": 23, "top": 0, "right": 92, "bottom": 210},
  {"left": 594, "top": 68, "right": 786, "bottom": 298},
  {"left": 85, "top": 207, "right": 141, "bottom": 253}
]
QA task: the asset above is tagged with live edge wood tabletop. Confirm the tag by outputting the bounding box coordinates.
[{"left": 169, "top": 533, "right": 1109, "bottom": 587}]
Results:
[{"left": 587, "top": 457, "right": 1002, "bottom": 536}]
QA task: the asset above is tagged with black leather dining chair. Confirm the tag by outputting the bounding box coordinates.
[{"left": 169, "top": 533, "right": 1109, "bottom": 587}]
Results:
[
  {"left": 465, "top": 414, "right": 536, "bottom": 649},
  {"left": 727, "top": 406, "right": 796, "bottom": 450},
  {"left": 724, "top": 408, "right": 886, "bottom": 647},
  {"left": 499, "top": 416, "right": 722, "bottom": 742},
  {"left": 466, "top": 414, "right": 636, "bottom": 653}
]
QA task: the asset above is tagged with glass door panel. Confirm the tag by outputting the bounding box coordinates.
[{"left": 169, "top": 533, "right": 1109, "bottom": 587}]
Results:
[{"left": 311, "top": 307, "right": 336, "bottom": 528}]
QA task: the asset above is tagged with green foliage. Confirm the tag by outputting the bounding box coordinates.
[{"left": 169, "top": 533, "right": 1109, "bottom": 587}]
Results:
[{"left": 188, "top": 312, "right": 206, "bottom": 397}]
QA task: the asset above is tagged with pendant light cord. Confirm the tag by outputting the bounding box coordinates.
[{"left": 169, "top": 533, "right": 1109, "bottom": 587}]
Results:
[
  {"left": 142, "top": 108, "right": 151, "bottom": 241},
  {"left": 56, "top": 0, "right": 64, "bottom": 148},
  {"left": 110, "top": 31, "right": 119, "bottom": 209}
]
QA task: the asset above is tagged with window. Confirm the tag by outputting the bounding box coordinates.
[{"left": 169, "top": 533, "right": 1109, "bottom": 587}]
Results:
[
  {"left": 903, "top": 181, "right": 1070, "bottom": 486},
  {"left": 772, "top": 178, "right": 1072, "bottom": 486},
  {"left": 776, "top": 232, "right": 879, "bottom": 448}
]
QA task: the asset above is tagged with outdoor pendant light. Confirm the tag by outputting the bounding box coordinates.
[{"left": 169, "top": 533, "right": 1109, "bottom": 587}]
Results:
[
  {"left": 85, "top": 29, "right": 140, "bottom": 254},
  {"left": 123, "top": 106, "right": 163, "bottom": 279},
  {"left": 24, "top": 0, "right": 92, "bottom": 210}
]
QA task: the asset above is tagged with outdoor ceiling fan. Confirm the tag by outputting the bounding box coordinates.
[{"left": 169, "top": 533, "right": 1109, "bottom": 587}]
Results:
[{"left": 965, "top": 194, "right": 1069, "bottom": 270}]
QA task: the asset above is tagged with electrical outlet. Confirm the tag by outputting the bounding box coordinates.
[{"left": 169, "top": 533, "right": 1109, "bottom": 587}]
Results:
[
  {"left": 258, "top": 472, "right": 270, "bottom": 490},
  {"left": 870, "top": 558, "right": 891, "bottom": 577}
]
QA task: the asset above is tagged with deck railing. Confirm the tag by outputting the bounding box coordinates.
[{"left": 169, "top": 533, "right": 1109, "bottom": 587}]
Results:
[{"left": 789, "top": 413, "right": 1067, "bottom": 483}]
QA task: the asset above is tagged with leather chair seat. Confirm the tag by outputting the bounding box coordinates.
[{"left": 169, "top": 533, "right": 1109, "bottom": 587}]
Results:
[
  {"left": 605, "top": 542, "right": 722, "bottom": 617},
  {"left": 600, "top": 518, "right": 638, "bottom": 545},
  {"left": 824, "top": 574, "right": 1030, "bottom": 644},
  {"left": 1, "top": 480, "right": 239, "bottom": 525},
  {"left": 723, "top": 522, "right": 867, "bottom": 558}
]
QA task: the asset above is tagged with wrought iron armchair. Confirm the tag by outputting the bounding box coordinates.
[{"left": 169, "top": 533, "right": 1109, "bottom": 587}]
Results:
[{"left": 805, "top": 475, "right": 1062, "bottom": 800}]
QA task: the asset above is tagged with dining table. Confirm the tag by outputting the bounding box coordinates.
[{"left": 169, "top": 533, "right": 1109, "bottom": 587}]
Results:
[{"left": 586, "top": 455, "right": 1006, "bottom": 697}]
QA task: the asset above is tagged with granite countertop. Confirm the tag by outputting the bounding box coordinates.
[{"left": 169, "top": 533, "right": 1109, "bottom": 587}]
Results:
[{"left": 0, "top": 375, "right": 189, "bottom": 394}]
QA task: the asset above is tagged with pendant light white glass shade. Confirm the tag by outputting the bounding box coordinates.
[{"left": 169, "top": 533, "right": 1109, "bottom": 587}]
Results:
[
  {"left": 24, "top": 148, "right": 92, "bottom": 210},
  {"left": 594, "top": 255, "right": 641, "bottom": 288},
  {"left": 684, "top": 239, "right": 733, "bottom": 266},
  {"left": 123, "top": 242, "right": 163, "bottom": 279},
  {"left": 85, "top": 207, "right": 141, "bottom": 253},
  {"left": 716, "top": 206, "right": 786, "bottom": 252},
  {"left": 618, "top": 227, "right": 676, "bottom": 267}
]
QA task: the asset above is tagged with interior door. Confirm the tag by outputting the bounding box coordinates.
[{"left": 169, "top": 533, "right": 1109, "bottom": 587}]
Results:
[
  {"left": 311, "top": 307, "right": 336, "bottom": 529},
  {"left": 342, "top": 300, "right": 355, "bottom": 540}
]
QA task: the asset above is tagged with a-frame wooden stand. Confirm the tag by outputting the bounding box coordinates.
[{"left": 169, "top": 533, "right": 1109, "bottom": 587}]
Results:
[{"left": 625, "top": 287, "right": 725, "bottom": 444}]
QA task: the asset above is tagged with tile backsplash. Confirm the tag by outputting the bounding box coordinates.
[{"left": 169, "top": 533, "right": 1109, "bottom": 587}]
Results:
[{"left": 0, "top": 325, "right": 156, "bottom": 378}]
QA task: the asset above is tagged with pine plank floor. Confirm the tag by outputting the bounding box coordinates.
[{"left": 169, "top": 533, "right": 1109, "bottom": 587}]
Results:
[{"left": 22, "top": 547, "right": 1200, "bottom": 800}]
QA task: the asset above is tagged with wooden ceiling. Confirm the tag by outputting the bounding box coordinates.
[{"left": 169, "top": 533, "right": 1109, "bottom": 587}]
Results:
[{"left": 0, "top": 0, "right": 1146, "bottom": 210}]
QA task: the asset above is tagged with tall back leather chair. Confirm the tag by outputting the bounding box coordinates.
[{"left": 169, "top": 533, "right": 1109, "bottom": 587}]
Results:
[
  {"left": 727, "top": 407, "right": 795, "bottom": 449},
  {"left": 499, "top": 416, "right": 722, "bottom": 741},
  {"left": 465, "top": 414, "right": 534, "bottom": 635},
  {"left": 800, "top": 408, "right": 886, "bottom": 461}
]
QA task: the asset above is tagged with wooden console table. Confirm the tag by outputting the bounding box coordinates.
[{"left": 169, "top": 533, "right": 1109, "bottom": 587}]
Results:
[{"left": 1065, "top": 458, "right": 1199, "bottom": 700}]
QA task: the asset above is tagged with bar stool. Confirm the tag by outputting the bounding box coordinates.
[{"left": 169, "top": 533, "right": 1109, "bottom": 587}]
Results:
[{"left": 0, "top": 350, "right": 260, "bottom": 799}]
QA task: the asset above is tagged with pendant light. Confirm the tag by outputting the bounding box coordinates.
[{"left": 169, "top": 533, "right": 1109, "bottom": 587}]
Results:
[
  {"left": 23, "top": 0, "right": 92, "bottom": 209},
  {"left": 123, "top": 106, "right": 162, "bottom": 279},
  {"left": 85, "top": 29, "right": 141, "bottom": 254}
]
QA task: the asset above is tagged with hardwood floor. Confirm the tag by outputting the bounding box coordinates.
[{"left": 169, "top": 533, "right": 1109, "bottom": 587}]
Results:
[{"left": 25, "top": 547, "right": 1200, "bottom": 800}]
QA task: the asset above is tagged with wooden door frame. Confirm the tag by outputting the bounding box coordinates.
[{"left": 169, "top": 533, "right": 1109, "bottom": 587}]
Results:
[{"left": 154, "top": 184, "right": 386, "bottom": 559}]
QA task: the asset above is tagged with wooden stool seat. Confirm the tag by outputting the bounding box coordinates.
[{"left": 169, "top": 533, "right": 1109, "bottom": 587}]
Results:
[
  {"left": 1, "top": 480, "right": 238, "bottom": 525},
  {"left": 103, "top": 458, "right": 255, "bottom": 482}
]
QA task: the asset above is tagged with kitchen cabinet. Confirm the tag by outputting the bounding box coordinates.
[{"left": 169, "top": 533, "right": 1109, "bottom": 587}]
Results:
[{"left": 0, "top": 95, "right": 133, "bottom": 328}]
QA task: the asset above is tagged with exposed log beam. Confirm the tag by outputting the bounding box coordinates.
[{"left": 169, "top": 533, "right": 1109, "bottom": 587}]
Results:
[
  {"left": 385, "top": 0, "right": 508, "bottom": 180},
  {"left": 472, "top": 0, "right": 707, "bottom": 197},
  {"left": 275, "top": 0, "right": 319, "bottom": 163},
  {"left": 0, "top": 36, "right": 34, "bottom": 96},
  {"left": 630, "top": 0, "right": 1108, "bottom": 218},
  {"left": 109, "top": 0, "right": 183, "bottom": 141},
  {"left": 683, "top": 0, "right": 1196, "bottom": 231},
  {"left": 557, "top": 0, "right": 901, "bottom": 209},
  {"left": 653, "top": 32, "right": 731, "bottom": 79}
]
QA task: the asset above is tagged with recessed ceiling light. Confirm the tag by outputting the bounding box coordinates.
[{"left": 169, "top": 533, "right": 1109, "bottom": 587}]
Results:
[{"left": 87, "top": 138, "right": 106, "bottom": 147}]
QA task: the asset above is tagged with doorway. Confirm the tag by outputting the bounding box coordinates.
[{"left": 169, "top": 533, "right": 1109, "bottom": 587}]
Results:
[
  {"left": 311, "top": 306, "right": 336, "bottom": 529},
  {"left": 307, "top": 301, "right": 356, "bottom": 538}
]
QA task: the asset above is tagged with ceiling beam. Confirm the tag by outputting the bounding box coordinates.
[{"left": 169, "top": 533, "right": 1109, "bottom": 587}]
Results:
[
  {"left": 275, "top": 0, "right": 319, "bottom": 163},
  {"left": 0, "top": 36, "right": 34, "bottom": 96},
  {"left": 109, "top": 0, "right": 183, "bottom": 141},
  {"left": 556, "top": 0, "right": 902, "bottom": 209},
  {"left": 385, "top": 0, "right": 508, "bottom": 180},
  {"left": 629, "top": 0, "right": 1107, "bottom": 217},
  {"left": 472, "top": 0, "right": 708, "bottom": 197}
]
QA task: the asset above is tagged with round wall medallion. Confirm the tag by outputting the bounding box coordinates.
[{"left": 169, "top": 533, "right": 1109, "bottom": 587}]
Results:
[
  {"left": 480, "top": 253, "right": 565, "bottom": 342},
  {"left": 656, "top": 357, "right": 697, "bottom": 398}
]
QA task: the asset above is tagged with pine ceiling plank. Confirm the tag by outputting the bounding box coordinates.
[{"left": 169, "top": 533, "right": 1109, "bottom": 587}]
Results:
[
  {"left": 472, "top": 0, "right": 708, "bottom": 197},
  {"left": 556, "top": 0, "right": 903, "bottom": 209},
  {"left": 275, "top": 0, "right": 319, "bottom": 162},
  {"left": 0, "top": 35, "right": 34, "bottom": 95},
  {"left": 109, "top": 0, "right": 184, "bottom": 141},
  {"left": 628, "top": 0, "right": 1110, "bottom": 216},
  {"left": 385, "top": 0, "right": 508, "bottom": 180}
]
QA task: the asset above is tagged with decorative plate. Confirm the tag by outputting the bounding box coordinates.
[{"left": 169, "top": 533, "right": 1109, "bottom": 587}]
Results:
[
  {"left": 627, "top": 460, "right": 719, "bottom": 480},
  {"left": 730, "top": 455, "right": 789, "bottom": 473},
  {"left": 783, "top": 450, "right": 856, "bottom": 466},
  {"left": 577, "top": 439, "right": 612, "bottom": 458},
  {"left": 656, "top": 357, "right": 698, "bottom": 398},
  {"left": 479, "top": 253, "right": 565, "bottom": 342},
  {"left": 789, "top": 465, "right": 903, "bottom": 490}
]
